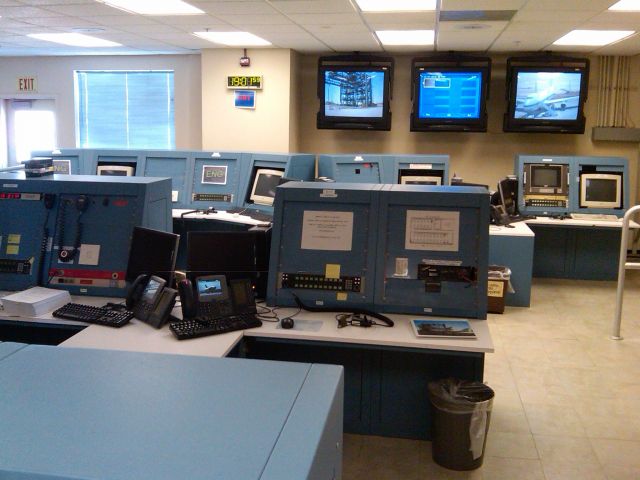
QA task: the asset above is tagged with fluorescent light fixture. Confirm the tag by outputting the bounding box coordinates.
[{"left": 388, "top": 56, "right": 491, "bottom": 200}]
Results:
[
  {"left": 355, "top": 0, "right": 436, "bottom": 12},
  {"left": 553, "top": 29, "right": 635, "bottom": 46},
  {"left": 27, "top": 33, "right": 121, "bottom": 47},
  {"left": 609, "top": 0, "right": 640, "bottom": 11},
  {"left": 193, "top": 31, "right": 271, "bottom": 46},
  {"left": 376, "top": 29, "right": 434, "bottom": 46},
  {"left": 97, "top": 0, "right": 204, "bottom": 15}
]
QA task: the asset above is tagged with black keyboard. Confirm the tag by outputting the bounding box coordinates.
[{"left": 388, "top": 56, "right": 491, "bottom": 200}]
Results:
[
  {"left": 226, "top": 208, "right": 273, "bottom": 223},
  {"left": 52, "top": 302, "right": 134, "bottom": 328},
  {"left": 169, "top": 313, "right": 262, "bottom": 340}
]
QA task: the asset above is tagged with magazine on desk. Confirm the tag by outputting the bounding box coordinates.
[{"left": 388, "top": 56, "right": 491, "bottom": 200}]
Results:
[{"left": 410, "top": 318, "right": 476, "bottom": 339}]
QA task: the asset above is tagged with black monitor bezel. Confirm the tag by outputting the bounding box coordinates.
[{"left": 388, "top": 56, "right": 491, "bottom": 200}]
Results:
[{"left": 125, "top": 226, "right": 179, "bottom": 286}]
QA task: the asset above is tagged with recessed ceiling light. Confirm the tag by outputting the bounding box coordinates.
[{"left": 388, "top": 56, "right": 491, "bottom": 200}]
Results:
[
  {"left": 609, "top": 0, "right": 640, "bottom": 11},
  {"left": 553, "top": 29, "right": 635, "bottom": 46},
  {"left": 193, "top": 31, "right": 271, "bottom": 47},
  {"left": 96, "top": 0, "right": 204, "bottom": 15},
  {"left": 27, "top": 33, "right": 121, "bottom": 47},
  {"left": 376, "top": 29, "right": 434, "bottom": 46},
  {"left": 355, "top": 0, "right": 436, "bottom": 12}
]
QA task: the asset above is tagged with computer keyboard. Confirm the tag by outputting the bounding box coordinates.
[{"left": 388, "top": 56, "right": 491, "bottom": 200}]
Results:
[
  {"left": 52, "top": 302, "right": 134, "bottom": 327},
  {"left": 570, "top": 213, "right": 620, "bottom": 221},
  {"left": 226, "top": 208, "right": 273, "bottom": 223},
  {"left": 169, "top": 313, "right": 262, "bottom": 340}
]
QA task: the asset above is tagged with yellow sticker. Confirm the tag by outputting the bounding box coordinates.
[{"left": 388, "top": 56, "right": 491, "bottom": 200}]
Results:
[
  {"left": 7, "top": 234, "right": 21, "bottom": 244},
  {"left": 325, "top": 264, "right": 341, "bottom": 279},
  {"left": 6, "top": 244, "right": 19, "bottom": 255},
  {"left": 487, "top": 280, "right": 504, "bottom": 298},
  {"left": 336, "top": 292, "right": 348, "bottom": 301}
]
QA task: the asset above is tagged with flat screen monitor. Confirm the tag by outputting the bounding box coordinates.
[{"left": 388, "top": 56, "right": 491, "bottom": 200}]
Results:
[
  {"left": 504, "top": 62, "right": 589, "bottom": 133},
  {"left": 411, "top": 67, "right": 489, "bottom": 132},
  {"left": 249, "top": 168, "right": 284, "bottom": 206},
  {"left": 126, "top": 226, "right": 180, "bottom": 286},
  {"left": 580, "top": 173, "right": 622, "bottom": 209},
  {"left": 317, "top": 65, "right": 392, "bottom": 131},
  {"left": 498, "top": 177, "right": 518, "bottom": 216},
  {"left": 97, "top": 165, "right": 135, "bottom": 176}
]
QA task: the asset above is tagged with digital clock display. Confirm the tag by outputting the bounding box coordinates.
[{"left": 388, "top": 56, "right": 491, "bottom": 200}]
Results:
[
  {"left": 0, "top": 192, "right": 21, "bottom": 199},
  {"left": 227, "top": 75, "right": 263, "bottom": 90}
]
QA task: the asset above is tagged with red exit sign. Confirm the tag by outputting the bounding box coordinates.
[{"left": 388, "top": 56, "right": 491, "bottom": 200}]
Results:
[{"left": 17, "top": 76, "right": 37, "bottom": 92}]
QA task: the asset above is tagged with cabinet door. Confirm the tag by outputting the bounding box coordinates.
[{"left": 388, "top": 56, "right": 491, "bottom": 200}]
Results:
[
  {"left": 531, "top": 226, "right": 572, "bottom": 278},
  {"left": 573, "top": 229, "right": 620, "bottom": 280}
]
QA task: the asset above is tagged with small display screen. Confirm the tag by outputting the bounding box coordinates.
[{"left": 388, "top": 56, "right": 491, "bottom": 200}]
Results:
[
  {"left": 532, "top": 167, "right": 560, "bottom": 187},
  {"left": 585, "top": 179, "right": 617, "bottom": 202},
  {"left": 324, "top": 70, "right": 385, "bottom": 118},
  {"left": 53, "top": 160, "right": 71, "bottom": 175},
  {"left": 514, "top": 71, "right": 582, "bottom": 120},
  {"left": 197, "top": 277, "right": 223, "bottom": 302},
  {"left": 254, "top": 173, "right": 282, "bottom": 199},
  {"left": 202, "top": 165, "right": 227, "bottom": 185},
  {"left": 101, "top": 169, "right": 128, "bottom": 176},
  {"left": 417, "top": 71, "right": 483, "bottom": 119},
  {"left": 142, "top": 278, "right": 162, "bottom": 303}
]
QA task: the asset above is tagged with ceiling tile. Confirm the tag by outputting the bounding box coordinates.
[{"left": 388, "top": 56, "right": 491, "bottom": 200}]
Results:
[
  {"left": 216, "top": 13, "right": 294, "bottom": 26},
  {"left": 39, "top": 3, "right": 126, "bottom": 16},
  {"left": 362, "top": 12, "right": 436, "bottom": 25},
  {"left": 194, "top": 1, "right": 278, "bottom": 15},
  {"left": 587, "top": 11, "right": 640, "bottom": 25},
  {"left": 594, "top": 33, "right": 640, "bottom": 55},
  {"left": 441, "top": 0, "right": 527, "bottom": 10},
  {"left": 0, "top": 5, "right": 62, "bottom": 17},
  {"left": 148, "top": 14, "right": 228, "bottom": 26},
  {"left": 288, "top": 12, "right": 362, "bottom": 25},
  {"left": 519, "top": 0, "right": 613, "bottom": 11},
  {"left": 90, "top": 15, "right": 163, "bottom": 26},
  {"left": 270, "top": 0, "right": 355, "bottom": 14},
  {"left": 513, "top": 9, "right": 599, "bottom": 22},
  {"left": 438, "top": 20, "right": 507, "bottom": 32},
  {"left": 304, "top": 23, "right": 370, "bottom": 34},
  {"left": 18, "top": 0, "right": 94, "bottom": 4},
  {"left": 437, "top": 29, "right": 501, "bottom": 50},
  {"left": 244, "top": 24, "right": 307, "bottom": 34},
  {"left": 22, "top": 16, "right": 100, "bottom": 27}
]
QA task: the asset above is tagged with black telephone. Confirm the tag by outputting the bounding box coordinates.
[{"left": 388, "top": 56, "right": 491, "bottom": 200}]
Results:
[
  {"left": 178, "top": 275, "right": 256, "bottom": 320},
  {"left": 491, "top": 204, "right": 512, "bottom": 227},
  {"left": 126, "top": 274, "right": 178, "bottom": 329}
]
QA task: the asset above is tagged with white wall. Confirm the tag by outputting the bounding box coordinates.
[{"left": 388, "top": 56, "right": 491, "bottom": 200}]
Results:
[
  {"left": 201, "top": 49, "right": 294, "bottom": 152},
  {"left": 0, "top": 54, "right": 202, "bottom": 149}
]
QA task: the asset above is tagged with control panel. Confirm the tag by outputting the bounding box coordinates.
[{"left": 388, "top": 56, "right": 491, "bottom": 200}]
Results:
[
  {"left": 280, "top": 273, "right": 362, "bottom": 292},
  {"left": 191, "top": 193, "right": 233, "bottom": 203},
  {"left": 524, "top": 196, "right": 568, "bottom": 208}
]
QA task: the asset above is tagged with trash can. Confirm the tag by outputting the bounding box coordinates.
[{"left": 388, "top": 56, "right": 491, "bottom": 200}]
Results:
[
  {"left": 428, "top": 378, "right": 494, "bottom": 471},
  {"left": 488, "top": 265, "right": 512, "bottom": 314}
]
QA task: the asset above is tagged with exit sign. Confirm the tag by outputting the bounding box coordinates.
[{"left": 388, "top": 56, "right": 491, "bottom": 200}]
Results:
[{"left": 17, "top": 76, "right": 37, "bottom": 92}]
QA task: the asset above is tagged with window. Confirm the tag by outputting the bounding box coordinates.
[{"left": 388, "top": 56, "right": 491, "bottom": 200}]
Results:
[{"left": 75, "top": 70, "right": 175, "bottom": 149}]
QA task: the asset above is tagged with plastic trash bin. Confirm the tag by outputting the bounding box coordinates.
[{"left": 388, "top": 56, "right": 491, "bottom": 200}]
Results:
[
  {"left": 488, "top": 265, "right": 512, "bottom": 313},
  {"left": 428, "top": 378, "right": 494, "bottom": 471}
]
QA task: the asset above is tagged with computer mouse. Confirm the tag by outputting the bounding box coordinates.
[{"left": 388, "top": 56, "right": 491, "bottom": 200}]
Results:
[{"left": 280, "top": 317, "right": 294, "bottom": 329}]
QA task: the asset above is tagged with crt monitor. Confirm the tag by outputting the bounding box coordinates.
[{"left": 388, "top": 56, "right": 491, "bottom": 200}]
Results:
[
  {"left": 524, "top": 163, "right": 567, "bottom": 195},
  {"left": 126, "top": 227, "right": 180, "bottom": 286},
  {"left": 580, "top": 173, "right": 622, "bottom": 209},
  {"left": 399, "top": 175, "right": 442, "bottom": 185},
  {"left": 249, "top": 168, "right": 284, "bottom": 206},
  {"left": 97, "top": 165, "right": 135, "bottom": 176}
]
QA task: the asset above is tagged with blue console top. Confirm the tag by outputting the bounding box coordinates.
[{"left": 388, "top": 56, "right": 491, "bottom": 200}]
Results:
[{"left": 0, "top": 345, "right": 343, "bottom": 480}]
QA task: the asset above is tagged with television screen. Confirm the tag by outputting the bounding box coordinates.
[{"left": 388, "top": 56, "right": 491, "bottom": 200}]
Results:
[
  {"left": 416, "top": 71, "right": 483, "bottom": 119},
  {"left": 514, "top": 71, "right": 582, "bottom": 121},
  {"left": 324, "top": 70, "right": 385, "bottom": 118},
  {"left": 532, "top": 167, "right": 561, "bottom": 187},
  {"left": 410, "top": 63, "right": 489, "bottom": 132},
  {"left": 317, "top": 63, "right": 391, "bottom": 131}
]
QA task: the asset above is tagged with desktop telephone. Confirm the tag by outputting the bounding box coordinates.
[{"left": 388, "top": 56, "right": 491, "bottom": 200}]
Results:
[
  {"left": 178, "top": 275, "right": 256, "bottom": 320},
  {"left": 126, "top": 274, "right": 177, "bottom": 328}
]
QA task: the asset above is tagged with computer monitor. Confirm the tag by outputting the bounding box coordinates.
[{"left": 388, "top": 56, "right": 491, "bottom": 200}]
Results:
[
  {"left": 579, "top": 173, "right": 622, "bottom": 209},
  {"left": 498, "top": 177, "right": 519, "bottom": 216},
  {"left": 249, "top": 168, "right": 284, "bottom": 206},
  {"left": 97, "top": 165, "right": 135, "bottom": 176},
  {"left": 186, "top": 230, "right": 270, "bottom": 298},
  {"left": 524, "top": 163, "right": 568, "bottom": 195},
  {"left": 126, "top": 227, "right": 180, "bottom": 286},
  {"left": 399, "top": 175, "right": 442, "bottom": 185}
]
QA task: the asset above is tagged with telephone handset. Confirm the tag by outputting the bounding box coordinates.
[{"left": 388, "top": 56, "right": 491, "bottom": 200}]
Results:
[
  {"left": 178, "top": 275, "right": 256, "bottom": 321},
  {"left": 57, "top": 195, "right": 89, "bottom": 262},
  {"left": 126, "top": 274, "right": 178, "bottom": 329}
]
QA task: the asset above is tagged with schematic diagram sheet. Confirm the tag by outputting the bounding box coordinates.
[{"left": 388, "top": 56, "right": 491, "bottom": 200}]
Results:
[{"left": 405, "top": 210, "right": 460, "bottom": 252}]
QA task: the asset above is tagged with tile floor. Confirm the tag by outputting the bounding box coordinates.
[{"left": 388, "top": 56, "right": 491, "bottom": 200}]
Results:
[{"left": 343, "top": 272, "right": 640, "bottom": 479}]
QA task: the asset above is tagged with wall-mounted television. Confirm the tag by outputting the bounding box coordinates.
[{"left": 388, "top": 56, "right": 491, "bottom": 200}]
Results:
[
  {"left": 317, "top": 55, "right": 393, "bottom": 131},
  {"left": 504, "top": 55, "right": 589, "bottom": 134},
  {"left": 411, "top": 67, "right": 489, "bottom": 132},
  {"left": 579, "top": 173, "right": 622, "bottom": 209}
]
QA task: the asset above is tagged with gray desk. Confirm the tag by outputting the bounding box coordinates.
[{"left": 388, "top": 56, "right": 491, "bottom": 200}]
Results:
[{"left": 0, "top": 344, "right": 343, "bottom": 480}]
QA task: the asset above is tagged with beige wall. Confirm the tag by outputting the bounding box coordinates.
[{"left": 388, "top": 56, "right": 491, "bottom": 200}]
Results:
[
  {"left": 201, "top": 48, "right": 294, "bottom": 152},
  {"left": 0, "top": 54, "right": 202, "bottom": 150},
  {"left": 296, "top": 54, "right": 640, "bottom": 203}
]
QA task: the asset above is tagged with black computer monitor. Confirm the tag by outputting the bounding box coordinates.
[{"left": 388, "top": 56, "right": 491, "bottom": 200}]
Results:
[
  {"left": 126, "top": 227, "right": 180, "bottom": 286},
  {"left": 186, "top": 230, "right": 270, "bottom": 298},
  {"left": 498, "top": 177, "right": 519, "bottom": 216}
]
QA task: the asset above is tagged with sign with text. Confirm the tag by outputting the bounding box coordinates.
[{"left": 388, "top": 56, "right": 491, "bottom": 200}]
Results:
[
  {"left": 234, "top": 90, "right": 256, "bottom": 109},
  {"left": 17, "top": 76, "right": 37, "bottom": 92}
]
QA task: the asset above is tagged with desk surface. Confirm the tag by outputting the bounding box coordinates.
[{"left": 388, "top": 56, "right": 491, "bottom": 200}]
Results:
[
  {"left": 526, "top": 216, "right": 640, "bottom": 229},
  {"left": 0, "top": 344, "right": 342, "bottom": 480},
  {"left": 489, "top": 221, "right": 534, "bottom": 237},
  {"left": 173, "top": 208, "right": 271, "bottom": 227}
]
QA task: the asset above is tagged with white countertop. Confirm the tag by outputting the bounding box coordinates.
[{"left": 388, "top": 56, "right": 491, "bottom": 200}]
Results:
[
  {"left": 172, "top": 208, "right": 270, "bottom": 227},
  {"left": 489, "top": 221, "right": 534, "bottom": 237},
  {"left": 526, "top": 216, "right": 640, "bottom": 229}
]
